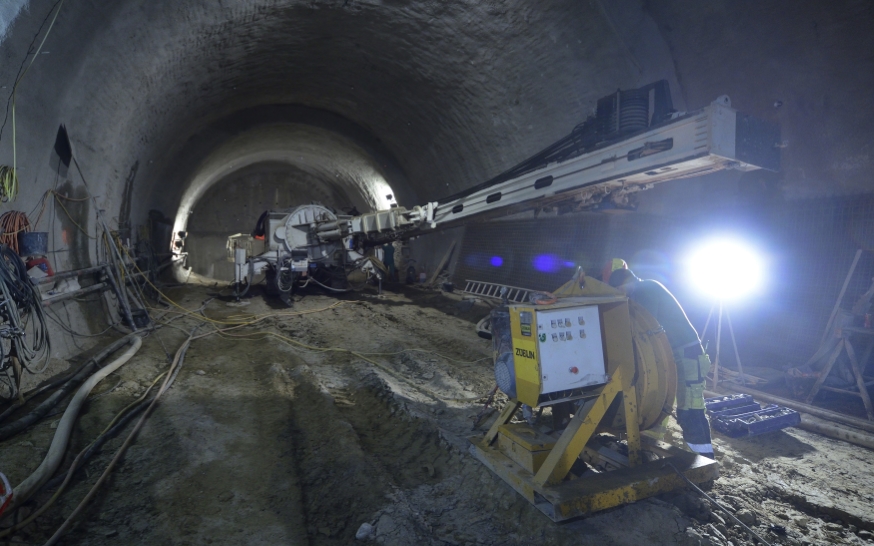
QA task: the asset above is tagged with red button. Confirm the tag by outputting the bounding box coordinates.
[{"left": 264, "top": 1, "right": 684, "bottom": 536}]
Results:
[{"left": 569, "top": 366, "right": 579, "bottom": 374}]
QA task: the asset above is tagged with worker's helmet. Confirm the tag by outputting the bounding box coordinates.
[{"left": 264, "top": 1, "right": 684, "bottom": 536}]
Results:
[
  {"left": 601, "top": 258, "right": 628, "bottom": 282},
  {"left": 608, "top": 268, "right": 638, "bottom": 288}
]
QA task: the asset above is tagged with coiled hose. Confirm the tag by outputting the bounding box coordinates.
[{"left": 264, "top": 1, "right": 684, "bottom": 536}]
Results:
[
  {"left": 0, "top": 168, "right": 19, "bottom": 204},
  {"left": 0, "top": 211, "right": 29, "bottom": 254},
  {"left": 5, "top": 335, "right": 142, "bottom": 512}
]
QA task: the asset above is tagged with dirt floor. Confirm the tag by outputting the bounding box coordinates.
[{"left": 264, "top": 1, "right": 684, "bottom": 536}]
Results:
[{"left": 2, "top": 283, "right": 874, "bottom": 545}]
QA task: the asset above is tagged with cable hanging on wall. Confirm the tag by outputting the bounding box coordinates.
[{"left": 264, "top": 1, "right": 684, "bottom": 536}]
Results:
[
  {"left": 0, "top": 211, "right": 31, "bottom": 254},
  {"left": 0, "top": 0, "right": 68, "bottom": 203},
  {"left": 0, "top": 166, "right": 18, "bottom": 203},
  {"left": 0, "top": 245, "right": 51, "bottom": 378}
]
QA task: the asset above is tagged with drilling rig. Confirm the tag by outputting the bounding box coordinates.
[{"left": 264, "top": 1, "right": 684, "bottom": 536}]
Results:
[{"left": 227, "top": 81, "right": 779, "bottom": 303}]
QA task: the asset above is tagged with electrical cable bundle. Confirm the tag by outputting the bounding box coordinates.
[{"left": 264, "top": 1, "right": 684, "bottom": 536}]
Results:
[
  {"left": 0, "top": 245, "right": 50, "bottom": 374},
  {"left": 0, "top": 166, "right": 18, "bottom": 203},
  {"left": 277, "top": 255, "right": 295, "bottom": 293},
  {"left": 0, "top": 210, "right": 31, "bottom": 254}
]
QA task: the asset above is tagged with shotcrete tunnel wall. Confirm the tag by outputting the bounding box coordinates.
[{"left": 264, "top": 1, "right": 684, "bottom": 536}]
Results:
[
  {"left": 0, "top": 0, "right": 870, "bottom": 362},
  {"left": 186, "top": 160, "right": 368, "bottom": 280}
]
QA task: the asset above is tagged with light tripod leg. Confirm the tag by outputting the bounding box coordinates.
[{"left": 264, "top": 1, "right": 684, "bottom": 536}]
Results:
[
  {"left": 726, "top": 309, "right": 746, "bottom": 386},
  {"left": 712, "top": 302, "right": 723, "bottom": 388}
]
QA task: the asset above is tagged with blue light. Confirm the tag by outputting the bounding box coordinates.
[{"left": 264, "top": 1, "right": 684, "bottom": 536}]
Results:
[
  {"left": 490, "top": 256, "right": 504, "bottom": 267},
  {"left": 532, "top": 254, "right": 561, "bottom": 273},
  {"left": 464, "top": 253, "right": 486, "bottom": 268}
]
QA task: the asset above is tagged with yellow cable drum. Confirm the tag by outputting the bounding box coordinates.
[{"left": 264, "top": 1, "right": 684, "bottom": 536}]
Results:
[
  {"left": 551, "top": 273, "right": 677, "bottom": 432},
  {"left": 603, "top": 299, "right": 677, "bottom": 431}
]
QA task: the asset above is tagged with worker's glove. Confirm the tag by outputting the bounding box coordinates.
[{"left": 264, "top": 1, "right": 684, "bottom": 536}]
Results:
[{"left": 0, "top": 471, "right": 11, "bottom": 518}]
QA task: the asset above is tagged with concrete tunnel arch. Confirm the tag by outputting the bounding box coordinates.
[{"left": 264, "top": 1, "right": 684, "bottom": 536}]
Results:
[
  {"left": 0, "top": 0, "right": 682, "bottom": 275},
  {"left": 0, "top": 0, "right": 868, "bottom": 345},
  {"left": 171, "top": 122, "right": 400, "bottom": 279}
]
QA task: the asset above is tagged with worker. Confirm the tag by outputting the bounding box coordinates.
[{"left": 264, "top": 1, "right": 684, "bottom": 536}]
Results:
[
  {"left": 601, "top": 258, "right": 628, "bottom": 283},
  {"left": 381, "top": 242, "right": 397, "bottom": 281},
  {"left": 608, "top": 268, "right": 714, "bottom": 460}
]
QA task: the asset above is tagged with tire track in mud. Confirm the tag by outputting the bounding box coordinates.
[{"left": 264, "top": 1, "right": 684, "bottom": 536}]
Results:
[
  {"left": 279, "top": 364, "right": 459, "bottom": 544},
  {"left": 329, "top": 378, "right": 454, "bottom": 490},
  {"left": 270, "top": 299, "right": 493, "bottom": 403}
]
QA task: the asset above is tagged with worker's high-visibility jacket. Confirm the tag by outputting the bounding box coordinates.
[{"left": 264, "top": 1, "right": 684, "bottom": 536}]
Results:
[
  {"left": 628, "top": 279, "right": 700, "bottom": 351},
  {"left": 630, "top": 279, "right": 711, "bottom": 415}
]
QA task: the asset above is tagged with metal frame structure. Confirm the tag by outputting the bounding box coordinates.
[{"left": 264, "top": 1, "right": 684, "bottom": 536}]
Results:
[
  {"left": 470, "top": 294, "right": 719, "bottom": 522},
  {"left": 470, "top": 372, "right": 718, "bottom": 521},
  {"left": 433, "top": 96, "right": 774, "bottom": 227}
]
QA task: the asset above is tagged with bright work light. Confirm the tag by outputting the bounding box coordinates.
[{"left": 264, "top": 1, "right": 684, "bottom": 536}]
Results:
[{"left": 685, "top": 237, "right": 765, "bottom": 302}]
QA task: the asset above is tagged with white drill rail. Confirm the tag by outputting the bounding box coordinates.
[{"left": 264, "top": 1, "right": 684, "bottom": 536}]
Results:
[{"left": 426, "top": 96, "right": 755, "bottom": 229}]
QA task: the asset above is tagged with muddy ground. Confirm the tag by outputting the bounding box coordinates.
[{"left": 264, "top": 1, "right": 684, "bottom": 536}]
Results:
[{"left": 1, "top": 283, "right": 873, "bottom": 545}]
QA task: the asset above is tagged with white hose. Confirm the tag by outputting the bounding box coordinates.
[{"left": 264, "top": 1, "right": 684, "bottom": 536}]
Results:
[{"left": 7, "top": 336, "right": 142, "bottom": 512}]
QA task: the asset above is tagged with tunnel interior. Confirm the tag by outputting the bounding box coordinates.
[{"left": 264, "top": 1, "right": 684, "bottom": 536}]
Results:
[
  {"left": 0, "top": 1, "right": 873, "bottom": 545},
  {"left": 177, "top": 121, "right": 400, "bottom": 279}
]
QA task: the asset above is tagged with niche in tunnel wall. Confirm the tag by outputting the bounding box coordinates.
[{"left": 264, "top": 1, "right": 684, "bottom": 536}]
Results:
[
  {"left": 52, "top": 181, "right": 92, "bottom": 271},
  {"left": 454, "top": 198, "right": 874, "bottom": 389},
  {"left": 185, "top": 162, "right": 361, "bottom": 280}
]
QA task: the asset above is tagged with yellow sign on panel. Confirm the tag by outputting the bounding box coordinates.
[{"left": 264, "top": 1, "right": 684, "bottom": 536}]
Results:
[{"left": 510, "top": 307, "right": 541, "bottom": 406}]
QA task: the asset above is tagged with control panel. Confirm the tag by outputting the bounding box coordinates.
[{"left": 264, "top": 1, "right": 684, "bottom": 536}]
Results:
[{"left": 535, "top": 305, "right": 607, "bottom": 394}]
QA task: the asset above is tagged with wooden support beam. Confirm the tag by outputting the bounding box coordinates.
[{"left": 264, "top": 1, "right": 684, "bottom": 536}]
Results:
[
  {"left": 427, "top": 240, "right": 456, "bottom": 287},
  {"left": 819, "top": 249, "right": 862, "bottom": 347}
]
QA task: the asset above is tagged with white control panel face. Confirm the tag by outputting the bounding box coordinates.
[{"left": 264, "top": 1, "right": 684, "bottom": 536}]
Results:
[{"left": 536, "top": 305, "right": 607, "bottom": 394}]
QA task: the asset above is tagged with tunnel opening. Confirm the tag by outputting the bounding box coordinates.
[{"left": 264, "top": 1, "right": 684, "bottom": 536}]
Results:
[
  {"left": 170, "top": 121, "right": 400, "bottom": 281},
  {"left": 186, "top": 161, "right": 365, "bottom": 280}
]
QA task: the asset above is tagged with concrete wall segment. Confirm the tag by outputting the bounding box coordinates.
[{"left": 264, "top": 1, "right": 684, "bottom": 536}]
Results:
[{"left": 643, "top": 0, "right": 874, "bottom": 200}]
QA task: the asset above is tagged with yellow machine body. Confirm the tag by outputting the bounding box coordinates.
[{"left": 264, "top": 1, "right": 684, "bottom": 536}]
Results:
[{"left": 471, "top": 280, "right": 718, "bottom": 522}]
